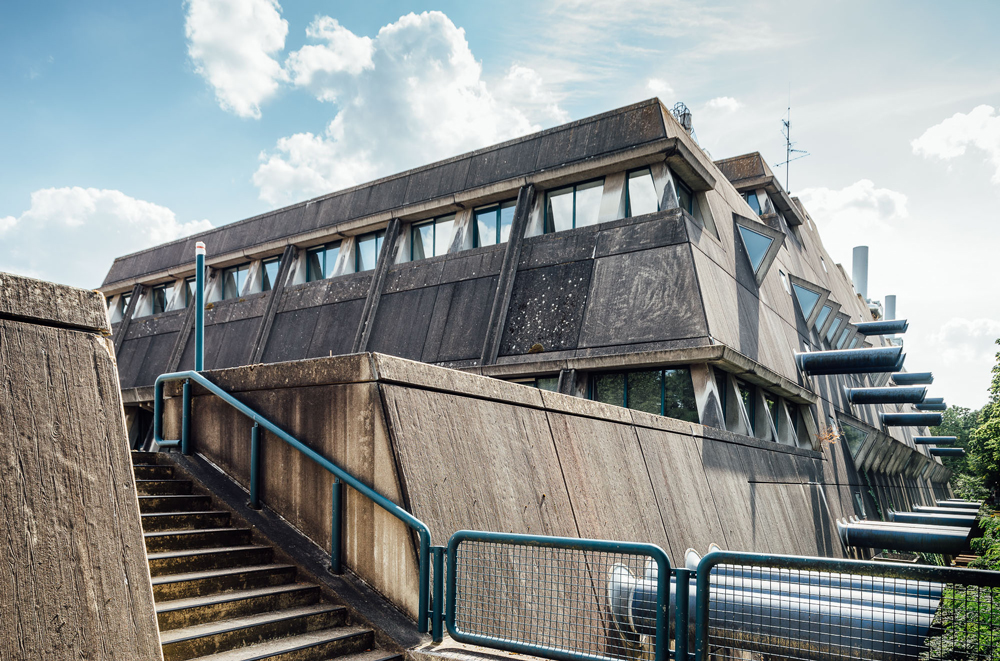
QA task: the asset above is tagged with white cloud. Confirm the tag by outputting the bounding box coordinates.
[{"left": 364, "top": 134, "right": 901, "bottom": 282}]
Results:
[
  {"left": 0, "top": 188, "right": 212, "bottom": 289},
  {"left": 184, "top": 0, "right": 288, "bottom": 119},
  {"left": 706, "top": 96, "right": 741, "bottom": 113},
  {"left": 912, "top": 105, "right": 1000, "bottom": 183},
  {"left": 798, "top": 179, "right": 908, "bottom": 224},
  {"left": 254, "top": 11, "right": 565, "bottom": 206},
  {"left": 645, "top": 78, "right": 674, "bottom": 99},
  {"left": 907, "top": 318, "right": 1000, "bottom": 409}
]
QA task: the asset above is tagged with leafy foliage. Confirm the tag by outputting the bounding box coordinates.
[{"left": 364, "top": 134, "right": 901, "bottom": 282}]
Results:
[{"left": 968, "top": 339, "right": 1000, "bottom": 501}]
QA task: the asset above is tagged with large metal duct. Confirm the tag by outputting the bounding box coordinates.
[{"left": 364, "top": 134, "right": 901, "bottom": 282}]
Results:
[
  {"left": 837, "top": 519, "right": 971, "bottom": 554},
  {"left": 939, "top": 499, "right": 982, "bottom": 507},
  {"left": 880, "top": 412, "right": 943, "bottom": 427},
  {"left": 844, "top": 386, "right": 926, "bottom": 405},
  {"left": 892, "top": 372, "right": 933, "bottom": 385},
  {"left": 930, "top": 447, "right": 965, "bottom": 457},
  {"left": 913, "top": 436, "right": 956, "bottom": 445},
  {"left": 855, "top": 319, "right": 909, "bottom": 335},
  {"left": 796, "top": 346, "right": 903, "bottom": 375},
  {"left": 916, "top": 397, "right": 946, "bottom": 411},
  {"left": 914, "top": 505, "right": 979, "bottom": 516},
  {"left": 853, "top": 246, "right": 869, "bottom": 301},
  {"left": 889, "top": 510, "right": 978, "bottom": 527}
]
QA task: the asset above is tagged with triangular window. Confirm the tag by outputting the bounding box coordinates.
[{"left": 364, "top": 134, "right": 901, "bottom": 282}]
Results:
[
  {"left": 738, "top": 225, "right": 774, "bottom": 273},
  {"left": 826, "top": 317, "right": 842, "bottom": 343},
  {"left": 792, "top": 284, "right": 821, "bottom": 320},
  {"left": 814, "top": 304, "right": 833, "bottom": 332}
]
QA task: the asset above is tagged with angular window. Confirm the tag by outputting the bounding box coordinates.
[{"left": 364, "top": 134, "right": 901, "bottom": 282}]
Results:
[
  {"left": 513, "top": 376, "right": 559, "bottom": 392},
  {"left": 184, "top": 277, "right": 196, "bottom": 307},
  {"left": 306, "top": 242, "right": 341, "bottom": 282},
  {"left": 473, "top": 201, "right": 516, "bottom": 247},
  {"left": 840, "top": 421, "right": 869, "bottom": 458},
  {"left": 591, "top": 368, "right": 698, "bottom": 422},
  {"left": 676, "top": 178, "right": 694, "bottom": 214},
  {"left": 592, "top": 372, "right": 625, "bottom": 407},
  {"left": 779, "top": 270, "right": 790, "bottom": 294},
  {"left": 853, "top": 491, "right": 867, "bottom": 518},
  {"left": 261, "top": 257, "right": 281, "bottom": 291},
  {"left": 792, "top": 283, "right": 822, "bottom": 321},
  {"left": 836, "top": 327, "right": 851, "bottom": 349},
  {"left": 744, "top": 191, "right": 761, "bottom": 215},
  {"left": 627, "top": 370, "right": 662, "bottom": 415},
  {"left": 151, "top": 283, "right": 174, "bottom": 314},
  {"left": 849, "top": 337, "right": 860, "bottom": 349},
  {"left": 736, "top": 380, "right": 755, "bottom": 429},
  {"left": 626, "top": 168, "right": 659, "bottom": 217},
  {"left": 412, "top": 216, "right": 455, "bottom": 260},
  {"left": 814, "top": 304, "right": 833, "bottom": 333},
  {"left": 355, "top": 231, "right": 384, "bottom": 272},
  {"left": 826, "top": 317, "right": 842, "bottom": 343},
  {"left": 662, "top": 368, "right": 698, "bottom": 422},
  {"left": 544, "top": 179, "right": 604, "bottom": 233},
  {"left": 764, "top": 393, "right": 778, "bottom": 426},
  {"left": 737, "top": 225, "right": 774, "bottom": 273},
  {"left": 221, "top": 263, "right": 250, "bottom": 300}
]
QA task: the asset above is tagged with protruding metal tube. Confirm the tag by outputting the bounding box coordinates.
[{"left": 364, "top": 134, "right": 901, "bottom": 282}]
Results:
[
  {"left": 855, "top": 319, "right": 908, "bottom": 335},
  {"left": 939, "top": 499, "right": 982, "bottom": 507},
  {"left": 330, "top": 477, "right": 342, "bottom": 574},
  {"left": 891, "top": 372, "right": 933, "bottom": 385},
  {"left": 915, "top": 397, "right": 946, "bottom": 411},
  {"left": 880, "top": 412, "right": 943, "bottom": 427},
  {"left": 914, "top": 436, "right": 956, "bottom": 445},
  {"left": 796, "top": 346, "right": 903, "bottom": 375},
  {"left": 930, "top": 447, "right": 965, "bottom": 457},
  {"left": 844, "top": 386, "right": 926, "bottom": 405},
  {"left": 914, "top": 505, "right": 979, "bottom": 516},
  {"left": 837, "top": 519, "right": 970, "bottom": 554},
  {"left": 249, "top": 422, "right": 261, "bottom": 510},
  {"left": 888, "top": 510, "right": 977, "bottom": 527}
]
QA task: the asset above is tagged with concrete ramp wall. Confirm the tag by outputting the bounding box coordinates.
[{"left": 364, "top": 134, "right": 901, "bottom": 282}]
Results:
[{"left": 0, "top": 273, "right": 161, "bottom": 660}]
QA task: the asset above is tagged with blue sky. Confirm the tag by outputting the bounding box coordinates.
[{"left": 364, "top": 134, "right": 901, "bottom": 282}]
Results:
[{"left": 2, "top": 1, "right": 1000, "bottom": 407}]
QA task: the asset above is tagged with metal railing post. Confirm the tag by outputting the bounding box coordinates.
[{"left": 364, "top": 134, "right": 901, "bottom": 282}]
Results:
[
  {"left": 431, "top": 546, "right": 445, "bottom": 642},
  {"left": 330, "top": 477, "right": 342, "bottom": 574},
  {"left": 195, "top": 241, "right": 205, "bottom": 372},
  {"left": 180, "top": 379, "right": 191, "bottom": 455},
  {"left": 418, "top": 532, "right": 430, "bottom": 634},
  {"left": 673, "top": 567, "right": 691, "bottom": 661},
  {"left": 249, "top": 422, "right": 261, "bottom": 509}
]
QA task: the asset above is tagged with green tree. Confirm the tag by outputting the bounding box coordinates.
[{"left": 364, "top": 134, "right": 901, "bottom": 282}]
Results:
[
  {"left": 931, "top": 405, "right": 981, "bottom": 476},
  {"left": 969, "top": 338, "right": 1000, "bottom": 503}
]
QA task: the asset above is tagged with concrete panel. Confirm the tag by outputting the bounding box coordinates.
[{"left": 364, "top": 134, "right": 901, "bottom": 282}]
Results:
[
  {"left": 699, "top": 440, "right": 771, "bottom": 553},
  {"left": 133, "top": 330, "right": 179, "bottom": 387},
  {"left": 367, "top": 287, "right": 441, "bottom": 361},
  {"left": 260, "top": 307, "right": 322, "bottom": 364},
  {"left": 1, "top": 272, "right": 111, "bottom": 332},
  {"left": 499, "top": 261, "right": 594, "bottom": 356},
  {"left": 305, "top": 299, "right": 367, "bottom": 359},
  {"left": 421, "top": 276, "right": 498, "bottom": 363},
  {"left": 594, "top": 213, "right": 687, "bottom": 257},
  {"left": 579, "top": 245, "right": 708, "bottom": 348}
]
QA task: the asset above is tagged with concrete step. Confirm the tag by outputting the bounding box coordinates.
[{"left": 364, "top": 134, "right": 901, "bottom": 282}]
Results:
[
  {"left": 182, "top": 627, "right": 375, "bottom": 661},
  {"left": 134, "top": 464, "right": 175, "bottom": 480},
  {"left": 137, "top": 479, "right": 195, "bottom": 495},
  {"left": 152, "top": 564, "right": 297, "bottom": 602},
  {"left": 149, "top": 546, "right": 275, "bottom": 577},
  {"left": 140, "top": 494, "right": 213, "bottom": 514},
  {"left": 131, "top": 451, "right": 159, "bottom": 464},
  {"left": 143, "top": 511, "right": 232, "bottom": 533},
  {"left": 160, "top": 604, "right": 349, "bottom": 661},
  {"left": 157, "top": 583, "right": 321, "bottom": 631},
  {"left": 146, "top": 528, "right": 253, "bottom": 553}
]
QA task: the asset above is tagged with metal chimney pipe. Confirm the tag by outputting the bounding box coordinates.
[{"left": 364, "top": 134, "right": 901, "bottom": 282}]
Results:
[
  {"left": 852, "top": 246, "right": 869, "bottom": 301},
  {"left": 884, "top": 295, "right": 896, "bottom": 321}
]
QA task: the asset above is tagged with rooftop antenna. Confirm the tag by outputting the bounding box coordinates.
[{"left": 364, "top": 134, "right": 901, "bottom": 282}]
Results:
[{"left": 775, "top": 91, "right": 809, "bottom": 193}]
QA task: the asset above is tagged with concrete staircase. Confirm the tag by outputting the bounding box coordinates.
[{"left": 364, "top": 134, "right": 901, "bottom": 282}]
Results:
[{"left": 132, "top": 451, "right": 403, "bottom": 661}]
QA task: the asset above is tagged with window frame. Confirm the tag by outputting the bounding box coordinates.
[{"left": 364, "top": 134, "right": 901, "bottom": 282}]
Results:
[
  {"left": 220, "top": 262, "right": 251, "bottom": 300},
  {"left": 411, "top": 215, "right": 456, "bottom": 260},
  {"left": 744, "top": 191, "right": 762, "bottom": 215},
  {"left": 261, "top": 256, "right": 282, "bottom": 291},
  {"left": 150, "top": 282, "right": 174, "bottom": 315},
  {"left": 624, "top": 168, "right": 660, "bottom": 218},
  {"left": 544, "top": 177, "right": 605, "bottom": 233},
  {"left": 306, "top": 241, "right": 341, "bottom": 282},
  {"left": 589, "top": 367, "right": 698, "bottom": 423},
  {"left": 472, "top": 200, "right": 516, "bottom": 248},
  {"left": 355, "top": 231, "right": 385, "bottom": 272}
]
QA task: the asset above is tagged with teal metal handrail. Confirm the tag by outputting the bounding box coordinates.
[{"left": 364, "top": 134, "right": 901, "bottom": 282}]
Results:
[{"left": 152, "top": 370, "right": 434, "bottom": 635}]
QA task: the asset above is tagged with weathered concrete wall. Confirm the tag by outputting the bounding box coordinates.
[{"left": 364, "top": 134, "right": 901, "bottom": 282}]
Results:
[{"left": 0, "top": 272, "right": 161, "bottom": 660}]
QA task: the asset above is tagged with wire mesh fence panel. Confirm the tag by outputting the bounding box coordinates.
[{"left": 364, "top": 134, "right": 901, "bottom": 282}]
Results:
[
  {"left": 695, "top": 552, "right": 1000, "bottom": 661},
  {"left": 446, "top": 532, "right": 670, "bottom": 661}
]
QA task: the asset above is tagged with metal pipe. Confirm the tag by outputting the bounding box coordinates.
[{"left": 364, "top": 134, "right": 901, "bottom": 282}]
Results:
[
  {"left": 914, "top": 505, "right": 979, "bottom": 516},
  {"left": 837, "top": 520, "right": 970, "bottom": 554},
  {"left": 880, "top": 412, "right": 943, "bottom": 427},
  {"left": 916, "top": 401, "right": 946, "bottom": 411},
  {"left": 330, "top": 477, "right": 342, "bottom": 574},
  {"left": 844, "top": 386, "right": 926, "bottom": 404},
  {"left": 891, "top": 372, "right": 933, "bottom": 385},
  {"left": 889, "top": 510, "right": 977, "bottom": 527},
  {"left": 853, "top": 246, "right": 869, "bottom": 301},
  {"left": 195, "top": 241, "right": 205, "bottom": 372},
  {"left": 249, "top": 423, "right": 261, "bottom": 509},
  {"left": 431, "top": 546, "right": 444, "bottom": 642},
  {"left": 181, "top": 380, "right": 191, "bottom": 455},
  {"left": 930, "top": 447, "right": 965, "bottom": 457},
  {"left": 706, "top": 564, "right": 941, "bottom": 598},
  {"left": 939, "top": 499, "right": 982, "bottom": 507},
  {"left": 854, "top": 319, "right": 909, "bottom": 335},
  {"left": 795, "top": 346, "right": 903, "bottom": 375},
  {"left": 914, "top": 436, "right": 956, "bottom": 445}
]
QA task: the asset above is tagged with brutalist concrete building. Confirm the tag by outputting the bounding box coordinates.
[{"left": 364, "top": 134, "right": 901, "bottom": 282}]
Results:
[{"left": 100, "top": 98, "right": 951, "bottom": 558}]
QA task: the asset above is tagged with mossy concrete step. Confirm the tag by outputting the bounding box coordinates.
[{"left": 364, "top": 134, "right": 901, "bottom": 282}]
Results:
[
  {"left": 152, "top": 564, "right": 297, "bottom": 602},
  {"left": 157, "top": 583, "right": 321, "bottom": 631},
  {"left": 142, "top": 511, "right": 232, "bottom": 533},
  {"left": 134, "top": 464, "right": 175, "bottom": 480},
  {"left": 184, "top": 627, "right": 376, "bottom": 661},
  {"left": 149, "top": 546, "right": 274, "bottom": 577},
  {"left": 131, "top": 451, "right": 159, "bottom": 464},
  {"left": 137, "top": 479, "right": 194, "bottom": 495},
  {"left": 145, "top": 528, "right": 253, "bottom": 553},
  {"left": 140, "top": 494, "right": 213, "bottom": 514},
  {"left": 160, "top": 604, "right": 348, "bottom": 661}
]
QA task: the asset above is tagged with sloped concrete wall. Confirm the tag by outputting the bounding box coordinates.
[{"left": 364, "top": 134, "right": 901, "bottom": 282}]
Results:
[{"left": 0, "top": 273, "right": 161, "bottom": 661}]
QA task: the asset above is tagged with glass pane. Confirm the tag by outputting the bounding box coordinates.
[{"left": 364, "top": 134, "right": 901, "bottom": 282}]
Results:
[
  {"left": 546, "top": 187, "right": 574, "bottom": 233},
  {"left": 593, "top": 373, "right": 625, "bottom": 408},
  {"left": 306, "top": 249, "right": 324, "bottom": 282},
  {"left": 841, "top": 422, "right": 868, "bottom": 457},
  {"left": 627, "top": 370, "right": 662, "bottom": 415},
  {"left": 792, "top": 284, "right": 821, "bottom": 320},
  {"left": 574, "top": 179, "right": 604, "bottom": 228},
  {"left": 663, "top": 368, "right": 699, "bottom": 422},
  {"left": 764, "top": 394, "right": 778, "bottom": 425},
  {"left": 262, "top": 259, "right": 281, "bottom": 291},
  {"left": 474, "top": 207, "right": 499, "bottom": 247},
  {"left": 324, "top": 245, "right": 339, "bottom": 278},
  {"left": 223, "top": 269, "right": 239, "bottom": 299},
  {"left": 121, "top": 293, "right": 131, "bottom": 311},
  {"left": 836, "top": 328, "right": 850, "bottom": 349},
  {"left": 627, "top": 169, "right": 658, "bottom": 217},
  {"left": 356, "top": 233, "right": 379, "bottom": 271},
  {"left": 738, "top": 225, "right": 773, "bottom": 272},
  {"left": 826, "top": 317, "right": 842, "bottom": 343},
  {"left": 849, "top": 337, "right": 860, "bottom": 349},
  {"left": 536, "top": 377, "right": 559, "bottom": 392},
  {"left": 412, "top": 223, "right": 433, "bottom": 261},
  {"left": 152, "top": 287, "right": 167, "bottom": 314},
  {"left": 677, "top": 180, "right": 693, "bottom": 213},
  {"left": 814, "top": 304, "right": 832, "bottom": 332},
  {"left": 185, "top": 279, "right": 195, "bottom": 306},
  {"left": 434, "top": 216, "right": 455, "bottom": 256},
  {"left": 737, "top": 381, "right": 754, "bottom": 427},
  {"left": 499, "top": 201, "right": 516, "bottom": 243},
  {"left": 746, "top": 191, "right": 761, "bottom": 215}
]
